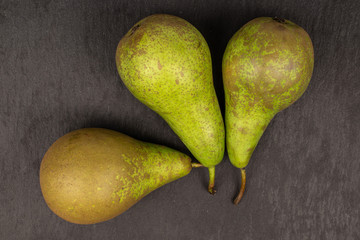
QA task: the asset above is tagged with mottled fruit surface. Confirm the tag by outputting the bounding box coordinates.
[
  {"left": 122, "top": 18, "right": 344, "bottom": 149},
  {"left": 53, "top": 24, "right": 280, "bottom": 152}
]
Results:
[
  {"left": 40, "top": 128, "right": 192, "bottom": 224},
  {"left": 116, "top": 14, "right": 224, "bottom": 168},
  {"left": 223, "top": 17, "right": 314, "bottom": 168}
]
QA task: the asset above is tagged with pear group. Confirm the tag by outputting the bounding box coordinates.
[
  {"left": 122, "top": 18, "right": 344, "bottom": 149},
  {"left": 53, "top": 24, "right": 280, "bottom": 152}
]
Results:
[{"left": 39, "top": 14, "right": 315, "bottom": 225}]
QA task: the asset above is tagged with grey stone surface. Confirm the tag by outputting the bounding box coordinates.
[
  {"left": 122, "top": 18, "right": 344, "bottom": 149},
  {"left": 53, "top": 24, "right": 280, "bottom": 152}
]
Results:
[{"left": 0, "top": 0, "right": 359, "bottom": 239}]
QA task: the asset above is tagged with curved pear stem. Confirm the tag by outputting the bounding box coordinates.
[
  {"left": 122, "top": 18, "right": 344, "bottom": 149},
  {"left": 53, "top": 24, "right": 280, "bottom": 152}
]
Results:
[
  {"left": 234, "top": 168, "right": 246, "bottom": 205},
  {"left": 191, "top": 163, "right": 205, "bottom": 168},
  {"left": 208, "top": 166, "right": 216, "bottom": 195}
]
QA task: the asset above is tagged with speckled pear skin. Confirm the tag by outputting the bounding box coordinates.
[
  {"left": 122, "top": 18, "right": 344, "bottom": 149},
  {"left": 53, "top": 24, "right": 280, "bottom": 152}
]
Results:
[
  {"left": 223, "top": 17, "right": 314, "bottom": 169},
  {"left": 40, "top": 128, "right": 192, "bottom": 224},
  {"left": 115, "top": 14, "right": 225, "bottom": 184}
]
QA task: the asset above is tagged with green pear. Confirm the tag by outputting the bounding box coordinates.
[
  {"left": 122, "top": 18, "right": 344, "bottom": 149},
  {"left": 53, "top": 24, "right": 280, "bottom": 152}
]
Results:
[
  {"left": 222, "top": 17, "right": 314, "bottom": 204},
  {"left": 116, "top": 14, "right": 225, "bottom": 194},
  {"left": 40, "top": 128, "right": 192, "bottom": 224}
]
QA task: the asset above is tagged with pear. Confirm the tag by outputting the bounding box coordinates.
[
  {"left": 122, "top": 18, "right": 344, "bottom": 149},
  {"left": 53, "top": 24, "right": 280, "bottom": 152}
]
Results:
[
  {"left": 222, "top": 17, "right": 314, "bottom": 204},
  {"left": 40, "top": 128, "right": 193, "bottom": 224},
  {"left": 116, "top": 14, "right": 225, "bottom": 194}
]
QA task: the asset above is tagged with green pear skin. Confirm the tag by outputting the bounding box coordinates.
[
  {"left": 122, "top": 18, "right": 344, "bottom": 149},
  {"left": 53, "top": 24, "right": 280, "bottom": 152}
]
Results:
[
  {"left": 40, "top": 128, "right": 192, "bottom": 224},
  {"left": 223, "top": 17, "right": 314, "bottom": 202},
  {"left": 116, "top": 14, "right": 225, "bottom": 193}
]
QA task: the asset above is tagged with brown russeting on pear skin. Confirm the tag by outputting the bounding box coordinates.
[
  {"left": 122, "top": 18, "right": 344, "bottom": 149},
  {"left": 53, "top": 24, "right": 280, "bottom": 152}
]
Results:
[
  {"left": 222, "top": 17, "right": 314, "bottom": 204},
  {"left": 40, "top": 128, "right": 193, "bottom": 224},
  {"left": 116, "top": 14, "right": 225, "bottom": 194}
]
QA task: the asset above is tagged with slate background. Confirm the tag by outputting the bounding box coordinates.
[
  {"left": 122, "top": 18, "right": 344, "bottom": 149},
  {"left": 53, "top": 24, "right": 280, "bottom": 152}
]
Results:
[{"left": 1, "top": 0, "right": 359, "bottom": 239}]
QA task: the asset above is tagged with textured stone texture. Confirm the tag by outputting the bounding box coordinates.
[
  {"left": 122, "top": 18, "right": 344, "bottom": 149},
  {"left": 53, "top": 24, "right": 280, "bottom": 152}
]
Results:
[{"left": 0, "top": 0, "right": 359, "bottom": 239}]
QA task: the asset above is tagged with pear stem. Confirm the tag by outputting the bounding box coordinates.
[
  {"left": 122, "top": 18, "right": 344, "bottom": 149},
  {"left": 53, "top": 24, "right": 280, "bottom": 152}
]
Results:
[
  {"left": 208, "top": 166, "right": 216, "bottom": 195},
  {"left": 191, "top": 163, "right": 205, "bottom": 168},
  {"left": 234, "top": 168, "right": 246, "bottom": 205}
]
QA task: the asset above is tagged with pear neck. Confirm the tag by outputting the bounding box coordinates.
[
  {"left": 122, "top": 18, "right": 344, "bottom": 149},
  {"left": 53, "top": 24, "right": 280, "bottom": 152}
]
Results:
[
  {"left": 226, "top": 104, "right": 276, "bottom": 169},
  {"left": 239, "top": 103, "right": 276, "bottom": 123}
]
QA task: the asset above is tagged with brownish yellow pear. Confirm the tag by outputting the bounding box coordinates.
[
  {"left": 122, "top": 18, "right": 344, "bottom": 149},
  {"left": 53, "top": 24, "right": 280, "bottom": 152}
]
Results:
[
  {"left": 116, "top": 14, "right": 225, "bottom": 194},
  {"left": 40, "top": 128, "right": 192, "bottom": 224},
  {"left": 223, "top": 17, "right": 314, "bottom": 204}
]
